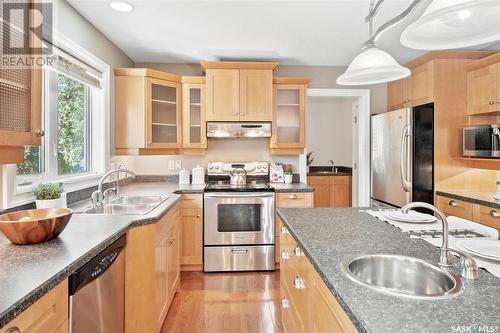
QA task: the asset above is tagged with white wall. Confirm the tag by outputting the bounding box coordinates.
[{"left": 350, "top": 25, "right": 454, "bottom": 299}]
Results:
[{"left": 306, "top": 97, "right": 357, "bottom": 167}]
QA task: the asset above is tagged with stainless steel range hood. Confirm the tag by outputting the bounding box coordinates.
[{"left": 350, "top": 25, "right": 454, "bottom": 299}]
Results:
[{"left": 207, "top": 122, "right": 272, "bottom": 138}]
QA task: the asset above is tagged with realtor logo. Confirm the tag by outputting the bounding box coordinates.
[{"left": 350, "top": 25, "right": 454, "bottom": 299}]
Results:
[{"left": 1, "top": 0, "right": 53, "bottom": 68}]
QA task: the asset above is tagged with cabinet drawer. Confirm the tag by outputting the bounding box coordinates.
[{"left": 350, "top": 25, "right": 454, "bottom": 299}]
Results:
[
  {"left": 277, "top": 192, "right": 312, "bottom": 208},
  {"left": 181, "top": 194, "right": 202, "bottom": 209},
  {"left": 436, "top": 196, "right": 473, "bottom": 220},
  {"left": 2, "top": 280, "right": 68, "bottom": 333},
  {"left": 280, "top": 276, "right": 304, "bottom": 333},
  {"left": 477, "top": 205, "right": 500, "bottom": 231},
  {"left": 330, "top": 176, "right": 350, "bottom": 185}
]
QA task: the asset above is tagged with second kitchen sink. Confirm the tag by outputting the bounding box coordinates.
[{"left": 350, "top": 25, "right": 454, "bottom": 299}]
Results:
[{"left": 341, "top": 254, "right": 462, "bottom": 299}]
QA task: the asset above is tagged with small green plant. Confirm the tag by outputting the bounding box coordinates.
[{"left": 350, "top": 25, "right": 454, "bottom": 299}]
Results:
[
  {"left": 32, "top": 183, "right": 64, "bottom": 200},
  {"left": 285, "top": 169, "right": 293, "bottom": 175}
]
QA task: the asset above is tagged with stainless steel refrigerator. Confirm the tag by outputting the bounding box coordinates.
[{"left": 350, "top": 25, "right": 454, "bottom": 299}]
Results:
[{"left": 371, "top": 104, "right": 434, "bottom": 208}]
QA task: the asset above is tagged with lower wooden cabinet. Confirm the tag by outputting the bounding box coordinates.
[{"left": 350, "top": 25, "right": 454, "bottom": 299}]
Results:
[
  {"left": 180, "top": 194, "right": 203, "bottom": 271},
  {"left": 308, "top": 176, "right": 352, "bottom": 208},
  {"left": 125, "top": 202, "right": 181, "bottom": 333},
  {"left": 275, "top": 192, "right": 313, "bottom": 265},
  {"left": 1, "top": 280, "right": 68, "bottom": 333},
  {"left": 279, "top": 222, "right": 357, "bottom": 333},
  {"left": 436, "top": 195, "right": 500, "bottom": 238}
]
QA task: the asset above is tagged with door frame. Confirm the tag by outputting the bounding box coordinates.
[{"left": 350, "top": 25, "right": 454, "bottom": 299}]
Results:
[{"left": 305, "top": 88, "right": 371, "bottom": 207}]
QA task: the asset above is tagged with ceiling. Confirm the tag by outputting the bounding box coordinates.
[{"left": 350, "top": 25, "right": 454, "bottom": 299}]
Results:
[{"left": 68, "top": 0, "right": 500, "bottom": 66}]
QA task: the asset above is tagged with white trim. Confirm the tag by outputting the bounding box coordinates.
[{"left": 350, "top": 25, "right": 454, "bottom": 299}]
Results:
[{"left": 305, "top": 88, "right": 371, "bottom": 207}]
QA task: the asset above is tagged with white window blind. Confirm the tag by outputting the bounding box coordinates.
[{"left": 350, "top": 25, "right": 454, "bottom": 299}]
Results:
[{"left": 48, "top": 45, "right": 103, "bottom": 89}]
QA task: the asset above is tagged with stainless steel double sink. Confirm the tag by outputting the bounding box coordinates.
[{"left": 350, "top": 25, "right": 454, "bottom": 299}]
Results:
[
  {"left": 77, "top": 195, "right": 170, "bottom": 215},
  {"left": 341, "top": 254, "right": 462, "bottom": 299}
]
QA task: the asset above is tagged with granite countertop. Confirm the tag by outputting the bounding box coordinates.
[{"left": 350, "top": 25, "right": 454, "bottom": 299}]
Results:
[
  {"left": 307, "top": 171, "right": 352, "bottom": 176},
  {"left": 277, "top": 208, "right": 500, "bottom": 333},
  {"left": 437, "top": 190, "right": 500, "bottom": 209},
  {"left": 270, "top": 182, "right": 314, "bottom": 192},
  {"left": 0, "top": 182, "right": 201, "bottom": 328}
]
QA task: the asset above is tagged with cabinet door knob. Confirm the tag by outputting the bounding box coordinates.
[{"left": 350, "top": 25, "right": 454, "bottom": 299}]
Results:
[
  {"left": 281, "top": 226, "right": 289, "bottom": 234},
  {"left": 448, "top": 200, "right": 458, "bottom": 207},
  {"left": 497, "top": 99, "right": 500, "bottom": 104},
  {"left": 289, "top": 193, "right": 297, "bottom": 200},
  {"left": 281, "top": 250, "right": 289, "bottom": 260},
  {"left": 489, "top": 210, "right": 500, "bottom": 218},
  {"left": 196, "top": 214, "right": 201, "bottom": 218},
  {"left": 281, "top": 298, "right": 289, "bottom": 309},
  {"left": 4, "top": 327, "right": 20, "bottom": 333},
  {"left": 489, "top": 100, "right": 495, "bottom": 105},
  {"left": 35, "top": 129, "right": 45, "bottom": 136},
  {"left": 294, "top": 246, "right": 303, "bottom": 257},
  {"left": 294, "top": 276, "right": 305, "bottom": 289}
]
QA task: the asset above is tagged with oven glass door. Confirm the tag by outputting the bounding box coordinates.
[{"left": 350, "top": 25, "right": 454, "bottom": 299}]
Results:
[{"left": 204, "top": 192, "right": 274, "bottom": 246}]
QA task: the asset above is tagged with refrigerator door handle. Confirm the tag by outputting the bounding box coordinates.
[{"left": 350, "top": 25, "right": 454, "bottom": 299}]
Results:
[{"left": 400, "top": 125, "right": 411, "bottom": 193}]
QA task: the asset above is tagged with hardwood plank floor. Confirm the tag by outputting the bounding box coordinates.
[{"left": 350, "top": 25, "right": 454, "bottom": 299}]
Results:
[{"left": 161, "top": 271, "right": 283, "bottom": 333}]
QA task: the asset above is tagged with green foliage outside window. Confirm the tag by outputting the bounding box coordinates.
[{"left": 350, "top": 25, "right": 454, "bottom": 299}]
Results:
[
  {"left": 57, "top": 74, "right": 88, "bottom": 175},
  {"left": 17, "top": 146, "right": 41, "bottom": 175}
]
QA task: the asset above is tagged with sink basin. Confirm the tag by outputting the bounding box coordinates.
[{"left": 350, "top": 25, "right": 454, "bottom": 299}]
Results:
[
  {"left": 77, "top": 195, "right": 169, "bottom": 215},
  {"left": 340, "top": 254, "right": 462, "bottom": 299},
  {"left": 310, "top": 171, "right": 333, "bottom": 174}
]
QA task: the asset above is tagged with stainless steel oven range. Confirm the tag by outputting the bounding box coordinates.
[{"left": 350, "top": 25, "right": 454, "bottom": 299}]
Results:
[{"left": 204, "top": 161, "right": 275, "bottom": 272}]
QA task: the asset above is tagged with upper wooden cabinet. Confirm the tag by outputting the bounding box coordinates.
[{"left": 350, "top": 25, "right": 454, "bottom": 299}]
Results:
[
  {"left": 202, "top": 61, "right": 277, "bottom": 122},
  {"left": 387, "top": 61, "right": 433, "bottom": 111},
  {"left": 0, "top": 66, "right": 42, "bottom": 164},
  {"left": 270, "top": 77, "right": 311, "bottom": 155},
  {"left": 466, "top": 53, "right": 500, "bottom": 115},
  {"left": 182, "top": 76, "right": 206, "bottom": 150},
  {"left": 387, "top": 76, "right": 412, "bottom": 111},
  {"left": 114, "top": 68, "right": 182, "bottom": 155}
]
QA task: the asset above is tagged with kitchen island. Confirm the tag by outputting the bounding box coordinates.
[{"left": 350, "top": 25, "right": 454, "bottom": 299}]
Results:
[{"left": 278, "top": 207, "right": 500, "bottom": 333}]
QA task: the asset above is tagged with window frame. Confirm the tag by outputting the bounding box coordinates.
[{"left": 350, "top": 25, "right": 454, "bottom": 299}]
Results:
[{"left": 2, "top": 30, "right": 110, "bottom": 208}]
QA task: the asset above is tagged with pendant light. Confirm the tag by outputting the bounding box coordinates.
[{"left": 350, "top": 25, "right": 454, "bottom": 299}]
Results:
[
  {"left": 337, "top": 0, "right": 424, "bottom": 86},
  {"left": 401, "top": 0, "right": 500, "bottom": 50},
  {"left": 336, "top": 47, "right": 410, "bottom": 85}
]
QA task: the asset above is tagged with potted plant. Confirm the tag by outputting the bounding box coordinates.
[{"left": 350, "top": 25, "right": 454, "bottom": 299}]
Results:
[
  {"left": 33, "top": 183, "right": 67, "bottom": 209},
  {"left": 284, "top": 169, "right": 294, "bottom": 184}
]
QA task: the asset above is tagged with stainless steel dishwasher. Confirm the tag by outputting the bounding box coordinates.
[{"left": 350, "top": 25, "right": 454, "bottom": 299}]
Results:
[{"left": 69, "top": 235, "right": 126, "bottom": 333}]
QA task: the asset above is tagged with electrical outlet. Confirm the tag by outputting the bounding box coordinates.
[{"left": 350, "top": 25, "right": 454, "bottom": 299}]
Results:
[
  {"left": 175, "top": 160, "right": 182, "bottom": 170},
  {"left": 168, "top": 160, "right": 175, "bottom": 171}
]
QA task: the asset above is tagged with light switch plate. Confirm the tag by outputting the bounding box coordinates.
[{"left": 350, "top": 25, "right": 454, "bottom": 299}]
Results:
[
  {"left": 168, "top": 160, "right": 175, "bottom": 171},
  {"left": 175, "top": 160, "right": 182, "bottom": 170}
]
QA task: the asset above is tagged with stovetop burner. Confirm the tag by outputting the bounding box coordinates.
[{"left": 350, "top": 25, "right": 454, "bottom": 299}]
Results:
[{"left": 205, "top": 180, "right": 274, "bottom": 192}]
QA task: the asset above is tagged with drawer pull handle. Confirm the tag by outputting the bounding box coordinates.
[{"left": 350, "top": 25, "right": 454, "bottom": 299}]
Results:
[
  {"left": 168, "top": 237, "right": 175, "bottom": 244},
  {"left": 281, "top": 250, "right": 289, "bottom": 260},
  {"left": 281, "top": 226, "right": 290, "bottom": 234},
  {"left": 196, "top": 214, "right": 201, "bottom": 218},
  {"left": 232, "top": 249, "right": 248, "bottom": 254},
  {"left": 448, "top": 200, "right": 458, "bottom": 207},
  {"left": 489, "top": 210, "right": 500, "bottom": 218},
  {"left": 4, "top": 327, "right": 20, "bottom": 333},
  {"left": 281, "top": 298, "right": 289, "bottom": 309},
  {"left": 294, "top": 276, "right": 305, "bottom": 289},
  {"left": 294, "top": 246, "right": 303, "bottom": 257},
  {"left": 489, "top": 100, "right": 495, "bottom": 105},
  {"left": 289, "top": 194, "right": 298, "bottom": 200}
]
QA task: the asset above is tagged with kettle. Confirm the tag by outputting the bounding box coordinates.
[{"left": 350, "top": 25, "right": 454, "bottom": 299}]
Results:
[{"left": 230, "top": 167, "right": 247, "bottom": 186}]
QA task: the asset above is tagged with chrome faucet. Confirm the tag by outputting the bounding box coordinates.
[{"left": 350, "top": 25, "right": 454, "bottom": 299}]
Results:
[
  {"left": 91, "top": 168, "right": 136, "bottom": 207},
  {"left": 401, "top": 202, "right": 478, "bottom": 280}
]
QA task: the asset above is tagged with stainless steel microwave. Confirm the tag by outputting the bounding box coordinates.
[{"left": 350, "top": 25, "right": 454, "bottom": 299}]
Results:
[{"left": 463, "top": 124, "right": 500, "bottom": 158}]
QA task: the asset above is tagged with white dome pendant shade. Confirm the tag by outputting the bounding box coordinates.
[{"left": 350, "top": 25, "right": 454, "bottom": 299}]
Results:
[
  {"left": 336, "top": 47, "right": 411, "bottom": 86},
  {"left": 401, "top": 0, "right": 500, "bottom": 50}
]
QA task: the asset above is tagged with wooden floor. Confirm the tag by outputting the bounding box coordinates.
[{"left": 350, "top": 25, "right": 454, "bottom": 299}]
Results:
[{"left": 161, "top": 271, "right": 283, "bottom": 333}]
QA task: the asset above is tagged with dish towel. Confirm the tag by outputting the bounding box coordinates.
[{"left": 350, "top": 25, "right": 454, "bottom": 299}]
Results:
[{"left": 363, "top": 209, "right": 500, "bottom": 278}]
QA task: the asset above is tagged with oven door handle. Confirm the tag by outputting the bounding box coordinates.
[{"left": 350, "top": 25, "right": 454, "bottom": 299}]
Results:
[{"left": 204, "top": 192, "right": 275, "bottom": 198}]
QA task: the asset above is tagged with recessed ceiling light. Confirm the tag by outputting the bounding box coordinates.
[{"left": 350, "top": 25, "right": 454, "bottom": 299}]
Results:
[{"left": 110, "top": 1, "right": 133, "bottom": 12}]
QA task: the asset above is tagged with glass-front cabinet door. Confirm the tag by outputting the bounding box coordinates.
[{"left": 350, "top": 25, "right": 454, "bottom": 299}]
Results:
[
  {"left": 271, "top": 84, "right": 305, "bottom": 149},
  {"left": 146, "top": 78, "right": 181, "bottom": 148},
  {"left": 182, "top": 81, "right": 206, "bottom": 149}
]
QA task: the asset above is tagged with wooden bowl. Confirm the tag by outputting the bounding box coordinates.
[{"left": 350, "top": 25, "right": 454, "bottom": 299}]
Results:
[{"left": 0, "top": 208, "right": 72, "bottom": 245}]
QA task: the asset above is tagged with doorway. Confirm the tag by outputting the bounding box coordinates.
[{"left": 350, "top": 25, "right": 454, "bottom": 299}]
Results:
[{"left": 303, "top": 89, "right": 370, "bottom": 207}]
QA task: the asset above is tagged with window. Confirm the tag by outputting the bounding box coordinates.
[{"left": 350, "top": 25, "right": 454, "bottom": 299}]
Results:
[{"left": 3, "top": 35, "right": 110, "bottom": 208}]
